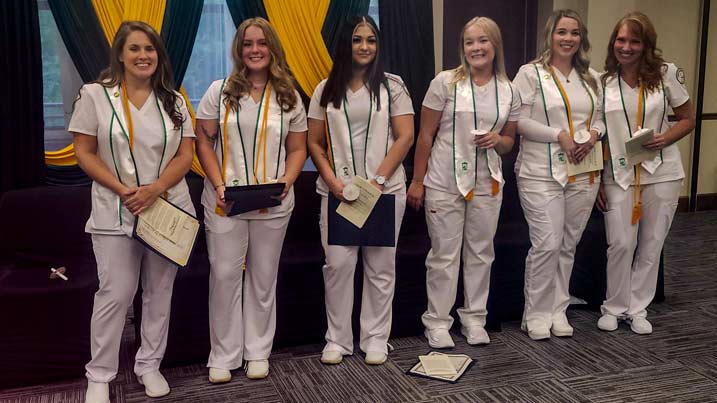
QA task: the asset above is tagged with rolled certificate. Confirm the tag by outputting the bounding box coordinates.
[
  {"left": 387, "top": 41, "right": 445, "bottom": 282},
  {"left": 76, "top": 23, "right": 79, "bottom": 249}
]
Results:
[
  {"left": 574, "top": 129, "right": 590, "bottom": 144},
  {"left": 342, "top": 183, "right": 360, "bottom": 201}
]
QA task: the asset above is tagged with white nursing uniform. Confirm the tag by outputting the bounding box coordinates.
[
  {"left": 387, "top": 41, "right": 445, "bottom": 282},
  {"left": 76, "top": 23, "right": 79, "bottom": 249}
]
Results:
[
  {"left": 196, "top": 79, "right": 307, "bottom": 369},
  {"left": 308, "top": 73, "right": 413, "bottom": 355},
  {"left": 601, "top": 63, "right": 688, "bottom": 319},
  {"left": 513, "top": 63, "right": 605, "bottom": 331},
  {"left": 419, "top": 71, "right": 520, "bottom": 331},
  {"left": 69, "top": 82, "right": 195, "bottom": 383}
]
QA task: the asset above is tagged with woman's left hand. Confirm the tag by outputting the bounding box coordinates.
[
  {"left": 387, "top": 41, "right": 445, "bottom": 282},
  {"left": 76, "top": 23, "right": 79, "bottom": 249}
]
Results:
[
  {"left": 473, "top": 131, "right": 501, "bottom": 149},
  {"left": 643, "top": 132, "right": 668, "bottom": 150},
  {"left": 574, "top": 130, "right": 598, "bottom": 163},
  {"left": 124, "top": 183, "right": 163, "bottom": 215},
  {"left": 274, "top": 176, "right": 293, "bottom": 200}
]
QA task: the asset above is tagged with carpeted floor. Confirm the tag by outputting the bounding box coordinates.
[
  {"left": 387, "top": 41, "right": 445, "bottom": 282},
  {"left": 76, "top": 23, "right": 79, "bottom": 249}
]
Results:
[{"left": 2, "top": 211, "right": 716, "bottom": 403}]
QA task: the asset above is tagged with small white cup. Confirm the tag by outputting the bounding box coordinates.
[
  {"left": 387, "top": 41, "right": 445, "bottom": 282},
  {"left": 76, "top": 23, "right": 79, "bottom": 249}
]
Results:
[
  {"left": 574, "top": 129, "right": 590, "bottom": 144},
  {"left": 471, "top": 129, "right": 488, "bottom": 141},
  {"left": 342, "top": 183, "right": 360, "bottom": 201}
]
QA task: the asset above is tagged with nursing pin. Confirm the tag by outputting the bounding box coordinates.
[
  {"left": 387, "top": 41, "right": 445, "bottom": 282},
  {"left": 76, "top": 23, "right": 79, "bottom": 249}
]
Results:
[{"left": 113, "top": 91, "right": 120, "bottom": 97}]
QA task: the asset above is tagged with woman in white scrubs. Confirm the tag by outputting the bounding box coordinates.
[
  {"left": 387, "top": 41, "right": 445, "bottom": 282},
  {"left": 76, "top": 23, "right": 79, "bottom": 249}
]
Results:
[
  {"left": 195, "top": 17, "right": 307, "bottom": 382},
  {"left": 513, "top": 9, "right": 605, "bottom": 341},
  {"left": 407, "top": 16, "right": 520, "bottom": 349},
  {"left": 596, "top": 12, "right": 694, "bottom": 335},
  {"left": 307, "top": 15, "right": 414, "bottom": 366},
  {"left": 70, "top": 21, "right": 195, "bottom": 403}
]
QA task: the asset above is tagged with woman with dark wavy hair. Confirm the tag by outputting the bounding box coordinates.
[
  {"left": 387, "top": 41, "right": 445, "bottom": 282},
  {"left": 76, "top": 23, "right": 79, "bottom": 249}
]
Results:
[
  {"left": 512, "top": 9, "right": 605, "bottom": 341},
  {"left": 307, "top": 15, "right": 414, "bottom": 366},
  {"left": 195, "top": 17, "right": 307, "bottom": 382},
  {"left": 70, "top": 21, "right": 195, "bottom": 402},
  {"left": 596, "top": 12, "right": 695, "bottom": 335}
]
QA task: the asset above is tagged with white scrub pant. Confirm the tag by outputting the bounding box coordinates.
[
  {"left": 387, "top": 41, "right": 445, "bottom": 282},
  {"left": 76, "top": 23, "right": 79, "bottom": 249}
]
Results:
[
  {"left": 319, "top": 192, "right": 406, "bottom": 355},
  {"left": 85, "top": 234, "right": 177, "bottom": 383},
  {"left": 206, "top": 215, "right": 290, "bottom": 369},
  {"left": 601, "top": 180, "right": 680, "bottom": 318},
  {"left": 421, "top": 187, "right": 502, "bottom": 330},
  {"left": 517, "top": 176, "right": 599, "bottom": 330}
]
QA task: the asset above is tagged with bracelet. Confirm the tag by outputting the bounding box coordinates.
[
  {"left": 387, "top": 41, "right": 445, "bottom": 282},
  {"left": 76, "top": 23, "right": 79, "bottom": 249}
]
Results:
[
  {"left": 411, "top": 179, "right": 423, "bottom": 185},
  {"left": 214, "top": 183, "right": 225, "bottom": 190}
]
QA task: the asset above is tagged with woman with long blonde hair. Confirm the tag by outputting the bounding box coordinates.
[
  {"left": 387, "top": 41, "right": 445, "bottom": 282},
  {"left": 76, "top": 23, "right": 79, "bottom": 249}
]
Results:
[
  {"left": 195, "top": 17, "right": 307, "bottom": 381},
  {"left": 70, "top": 21, "right": 195, "bottom": 402},
  {"left": 512, "top": 9, "right": 605, "bottom": 341},
  {"left": 596, "top": 12, "right": 694, "bottom": 335},
  {"left": 407, "top": 16, "right": 519, "bottom": 348}
]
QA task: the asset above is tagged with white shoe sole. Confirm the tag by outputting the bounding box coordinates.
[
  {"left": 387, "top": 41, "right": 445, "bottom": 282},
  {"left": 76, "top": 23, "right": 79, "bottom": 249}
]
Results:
[{"left": 551, "top": 327, "right": 574, "bottom": 337}]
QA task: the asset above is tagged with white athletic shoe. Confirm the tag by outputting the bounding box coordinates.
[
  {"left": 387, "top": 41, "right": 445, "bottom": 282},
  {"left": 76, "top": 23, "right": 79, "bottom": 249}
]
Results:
[
  {"left": 424, "top": 328, "right": 455, "bottom": 349},
  {"left": 246, "top": 360, "right": 270, "bottom": 379},
  {"left": 628, "top": 316, "right": 653, "bottom": 335},
  {"left": 137, "top": 371, "right": 170, "bottom": 398},
  {"left": 208, "top": 367, "right": 231, "bottom": 384},
  {"left": 84, "top": 381, "right": 109, "bottom": 403},
  {"left": 551, "top": 313, "right": 574, "bottom": 337},
  {"left": 461, "top": 325, "right": 490, "bottom": 345},
  {"left": 597, "top": 314, "right": 619, "bottom": 331}
]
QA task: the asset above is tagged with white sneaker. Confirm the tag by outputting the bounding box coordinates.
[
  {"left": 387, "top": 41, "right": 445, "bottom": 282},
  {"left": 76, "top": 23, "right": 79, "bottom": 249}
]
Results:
[
  {"left": 320, "top": 350, "right": 343, "bottom": 365},
  {"left": 551, "top": 313, "right": 574, "bottom": 337},
  {"left": 246, "top": 360, "right": 269, "bottom": 379},
  {"left": 629, "top": 316, "right": 653, "bottom": 335},
  {"left": 365, "top": 351, "right": 387, "bottom": 365},
  {"left": 137, "top": 371, "right": 170, "bottom": 398},
  {"left": 208, "top": 367, "right": 231, "bottom": 384},
  {"left": 84, "top": 381, "right": 109, "bottom": 403},
  {"left": 460, "top": 326, "right": 490, "bottom": 345},
  {"left": 597, "top": 314, "right": 618, "bottom": 331},
  {"left": 424, "top": 328, "right": 455, "bottom": 349},
  {"left": 521, "top": 320, "right": 550, "bottom": 340}
]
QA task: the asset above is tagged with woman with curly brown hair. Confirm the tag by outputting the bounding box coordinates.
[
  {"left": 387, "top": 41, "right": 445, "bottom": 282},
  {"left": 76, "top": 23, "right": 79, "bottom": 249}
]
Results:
[
  {"left": 195, "top": 17, "right": 307, "bottom": 381},
  {"left": 70, "top": 21, "right": 195, "bottom": 402},
  {"left": 596, "top": 12, "right": 695, "bottom": 335}
]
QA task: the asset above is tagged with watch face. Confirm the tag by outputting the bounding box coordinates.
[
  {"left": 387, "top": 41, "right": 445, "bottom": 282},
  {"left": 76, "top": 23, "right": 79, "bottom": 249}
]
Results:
[{"left": 375, "top": 175, "right": 386, "bottom": 185}]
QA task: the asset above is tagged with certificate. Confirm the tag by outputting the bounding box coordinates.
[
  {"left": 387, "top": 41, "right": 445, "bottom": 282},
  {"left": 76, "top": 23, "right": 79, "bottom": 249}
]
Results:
[
  {"left": 567, "top": 141, "right": 604, "bottom": 176},
  {"left": 406, "top": 352, "right": 474, "bottom": 383},
  {"left": 133, "top": 197, "right": 200, "bottom": 268},
  {"left": 625, "top": 128, "right": 658, "bottom": 166},
  {"left": 336, "top": 176, "right": 382, "bottom": 229}
]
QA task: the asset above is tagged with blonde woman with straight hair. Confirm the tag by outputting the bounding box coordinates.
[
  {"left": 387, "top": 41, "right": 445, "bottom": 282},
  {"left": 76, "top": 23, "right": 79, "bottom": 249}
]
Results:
[
  {"left": 512, "top": 9, "right": 605, "bottom": 341},
  {"left": 195, "top": 17, "right": 307, "bottom": 382},
  {"left": 407, "top": 16, "right": 520, "bottom": 348}
]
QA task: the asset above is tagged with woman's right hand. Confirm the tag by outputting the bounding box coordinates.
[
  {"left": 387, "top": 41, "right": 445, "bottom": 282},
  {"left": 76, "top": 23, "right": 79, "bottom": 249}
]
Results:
[
  {"left": 215, "top": 185, "right": 231, "bottom": 212},
  {"left": 328, "top": 178, "right": 346, "bottom": 202},
  {"left": 595, "top": 182, "right": 608, "bottom": 212},
  {"left": 557, "top": 131, "right": 578, "bottom": 164},
  {"left": 119, "top": 186, "right": 137, "bottom": 203},
  {"left": 407, "top": 181, "right": 425, "bottom": 211}
]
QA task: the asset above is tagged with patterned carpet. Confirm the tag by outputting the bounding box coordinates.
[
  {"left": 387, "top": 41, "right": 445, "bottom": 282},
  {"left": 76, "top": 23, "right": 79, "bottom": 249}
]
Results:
[{"left": 2, "top": 211, "right": 716, "bottom": 403}]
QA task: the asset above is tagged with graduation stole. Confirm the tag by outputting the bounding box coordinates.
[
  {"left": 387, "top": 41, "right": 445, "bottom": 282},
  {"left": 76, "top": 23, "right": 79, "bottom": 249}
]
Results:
[
  {"left": 453, "top": 73, "right": 500, "bottom": 201},
  {"left": 547, "top": 65, "right": 597, "bottom": 184},
  {"left": 618, "top": 75, "right": 646, "bottom": 225}
]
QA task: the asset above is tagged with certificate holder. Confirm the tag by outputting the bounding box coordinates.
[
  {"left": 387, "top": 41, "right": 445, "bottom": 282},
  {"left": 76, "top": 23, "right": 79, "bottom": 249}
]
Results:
[
  {"left": 133, "top": 197, "right": 200, "bottom": 268},
  {"left": 625, "top": 128, "right": 658, "bottom": 166},
  {"left": 223, "top": 183, "right": 284, "bottom": 216},
  {"left": 327, "top": 193, "right": 395, "bottom": 247}
]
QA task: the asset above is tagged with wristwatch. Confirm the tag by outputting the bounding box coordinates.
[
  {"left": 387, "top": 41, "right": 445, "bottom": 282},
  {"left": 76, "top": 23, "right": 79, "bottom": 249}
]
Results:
[{"left": 374, "top": 175, "right": 386, "bottom": 186}]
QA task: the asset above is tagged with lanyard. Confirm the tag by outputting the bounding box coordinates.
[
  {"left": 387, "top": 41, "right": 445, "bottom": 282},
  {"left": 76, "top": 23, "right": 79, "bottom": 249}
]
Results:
[
  {"left": 548, "top": 65, "right": 596, "bottom": 183},
  {"left": 618, "top": 73, "right": 645, "bottom": 225},
  {"left": 459, "top": 73, "right": 500, "bottom": 198},
  {"left": 220, "top": 82, "right": 277, "bottom": 186},
  {"left": 116, "top": 82, "right": 168, "bottom": 185}
]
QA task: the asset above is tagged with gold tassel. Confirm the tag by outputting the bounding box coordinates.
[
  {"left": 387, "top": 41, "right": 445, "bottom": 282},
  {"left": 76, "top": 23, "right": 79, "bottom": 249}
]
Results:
[
  {"left": 491, "top": 180, "right": 499, "bottom": 196},
  {"left": 465, "top": 190, "right": 474, "bottom": 201}
]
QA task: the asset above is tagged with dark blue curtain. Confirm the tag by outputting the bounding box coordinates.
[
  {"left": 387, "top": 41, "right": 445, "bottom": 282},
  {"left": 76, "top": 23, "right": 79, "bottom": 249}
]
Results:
[{"left": 161, "top": 0, "right": 204, "bottom": 87}]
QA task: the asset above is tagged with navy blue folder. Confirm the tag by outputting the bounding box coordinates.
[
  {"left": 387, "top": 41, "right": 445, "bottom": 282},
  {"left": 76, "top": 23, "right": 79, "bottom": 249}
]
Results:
[
  {"left": 224, "top": 183, "right": 284, "bottom": 216},
  {"left": 327, "top": 193, "right": 395, "bottom": 247}
]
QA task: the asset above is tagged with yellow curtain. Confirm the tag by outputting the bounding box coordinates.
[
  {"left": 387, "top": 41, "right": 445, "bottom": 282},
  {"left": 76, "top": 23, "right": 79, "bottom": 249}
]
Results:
[
  {"left": 263, "top": 0, "right": 332, "bottom": 96},
  {"left": 46, "top": 0, "right": 206, "bottom": 176}
]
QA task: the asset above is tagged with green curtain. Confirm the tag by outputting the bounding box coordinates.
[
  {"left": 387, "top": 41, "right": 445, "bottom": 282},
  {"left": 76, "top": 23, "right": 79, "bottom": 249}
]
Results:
[
  {"left": 47, "top": 0, "right": 109, "bottom": 83},
  {"left": 0, "top": 0, "right": 45, "bottom": 192},
  {"left": 161, "top": 0, "right": 204, "bottom": 87},
  {"left": 225, "top": 0, "right": 267, "bottom": 27},
  {"left": 378, "top": 0, "right": 434, "bottom": 168},
  {"left": 321, "top": 0, "right": 369, "bottom": 58}
]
